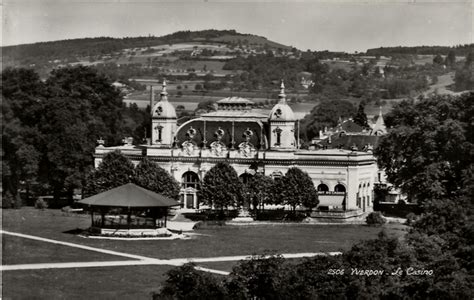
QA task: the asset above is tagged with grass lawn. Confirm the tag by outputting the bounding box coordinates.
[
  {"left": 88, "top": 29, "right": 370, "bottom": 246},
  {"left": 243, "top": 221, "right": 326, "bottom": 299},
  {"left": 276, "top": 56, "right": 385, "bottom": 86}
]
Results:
[
  {"left": 2, "top": 265, "right": 173, "bottom": 300},
  {"left": 2, "top": 208, "right": 404, "bottom": 260},
  {"left": 2, "top": 234, "right": 129, "bottom": 265},
  {"left": 2, "top": 207, "right": 407, "bottom": 299}
]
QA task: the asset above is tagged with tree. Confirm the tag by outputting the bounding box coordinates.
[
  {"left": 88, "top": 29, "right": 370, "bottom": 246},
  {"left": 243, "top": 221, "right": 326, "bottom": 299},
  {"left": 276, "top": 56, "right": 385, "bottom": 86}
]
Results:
[
  {"left": 196, "top": 100, "right": 216, "bottom": 112},
  {"left": 2, "top": 68, "right": 45, "bottom": 207},
  {"left": 433, "top": 54, "right": 444, "bottom": 65},
  {"left": 133, "top": 158, "right": 180, "bottom": 199},
  {"left": 243, "top": 174, "right": 274, "bottom": 211},
  {"left": 1, "top": 66, "right": 129, "bottom": 204},
  {"left": 275, "top": 167, "right": 318, "bottom": 212},
  {"left": 454, "top": 52, "right": 474, "bottom": 91},
  {"left": 154, "top": 263, "right": 226, "bottom": 300},
  {"left": 370, "top": 92, "right": 474, "bottom": 298},
  {"left": 41, "top": 66, "right": 124, "bottom": 200},
  {"left": 444, "top": 50, "right": 456, "bottom": 68},
  {"left": 353, "top": 102, "right": 369, "bottom": 128},
  {"left": 454, "top": 67, "right": 474, "bottom": 91},
  {"left": 375, "top": 93, "right": 473, "bottom": 203},
  {"left": 83, "top": 151, "right": 135, "bottom": 197},
  {"left": 122, "top": 104, "right": 149, "bottom": 144},
  {"left": 40, "top": 96, "right": 97, "bottom": 200},
  {"left": 226, "top": 254, "right": 287, "bottom": 299},
  {"left": 301, "top": 99, "right": 356, "bottom": 140},
  {"left": 200, "top": 162, "right": 242, "bottom": 210}
]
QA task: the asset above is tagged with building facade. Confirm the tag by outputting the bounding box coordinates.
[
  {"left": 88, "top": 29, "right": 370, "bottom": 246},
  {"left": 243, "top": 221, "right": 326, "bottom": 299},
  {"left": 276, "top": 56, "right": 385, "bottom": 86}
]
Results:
[{"left": 94, "top": 81, "right": 378, "bottom": 212}]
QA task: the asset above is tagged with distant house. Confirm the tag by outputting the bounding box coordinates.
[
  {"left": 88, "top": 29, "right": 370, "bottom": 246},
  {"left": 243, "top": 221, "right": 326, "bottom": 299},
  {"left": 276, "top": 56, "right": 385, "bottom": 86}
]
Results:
[
  {"left": 112, "top": 81, "right": 132, "bottom": 93},
  {"left": 112, "top": 81, "right": 126, "bottom": 88},
  {"left": 299, "top": 71, "right": 315, "bottom": 89}
]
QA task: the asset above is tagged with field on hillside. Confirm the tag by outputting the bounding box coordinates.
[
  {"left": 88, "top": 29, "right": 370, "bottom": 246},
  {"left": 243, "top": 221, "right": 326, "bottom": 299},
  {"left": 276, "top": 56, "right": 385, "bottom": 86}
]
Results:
[
  {"left": 168, "top": 60, "right": 227, "bottom": 72},
  {"left": 210, "top": 34, "right": 291, "bottom": 50},
  {"left": 322, "top": 59, "right": 356, "bottom": 72}
]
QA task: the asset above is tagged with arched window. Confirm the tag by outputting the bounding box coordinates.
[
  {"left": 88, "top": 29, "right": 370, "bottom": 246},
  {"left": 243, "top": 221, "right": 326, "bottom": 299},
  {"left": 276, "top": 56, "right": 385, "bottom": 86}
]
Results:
[
  {"left": 155, "top": 125, "right": 163, "bottom": 142},
  {"left": 335, "top": 184, "right": 346, "bottom": 193},
  {"left": 273, "top": 127, "right": 282, "bottom": 146},
  {"left": 317, "top": 184, "right": 329, "bottom": 192},
  {"left": 239, "top": 173, "right": 253, "bottom": 185},
  {"left": 182, "top": 171, "right": 200, "bottom": 189}
]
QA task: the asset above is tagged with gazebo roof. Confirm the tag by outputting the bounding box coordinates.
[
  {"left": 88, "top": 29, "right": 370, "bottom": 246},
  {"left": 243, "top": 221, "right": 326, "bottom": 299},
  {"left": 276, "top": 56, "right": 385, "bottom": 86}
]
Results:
[{"left": 78, "top": 183, "right": 179, "bottom": 208}]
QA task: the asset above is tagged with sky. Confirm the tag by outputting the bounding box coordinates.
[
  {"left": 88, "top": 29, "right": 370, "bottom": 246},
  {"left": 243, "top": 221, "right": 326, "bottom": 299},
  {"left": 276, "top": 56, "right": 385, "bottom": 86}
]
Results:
[{"left": 2, "top": 0, "right": 473, "bottom": 52}]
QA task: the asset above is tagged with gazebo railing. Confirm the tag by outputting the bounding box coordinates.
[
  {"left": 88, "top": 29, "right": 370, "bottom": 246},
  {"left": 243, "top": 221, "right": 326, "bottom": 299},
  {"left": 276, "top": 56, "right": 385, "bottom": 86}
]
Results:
[{"left": 92, "top": 216, "right": 165, "bottom": 229}]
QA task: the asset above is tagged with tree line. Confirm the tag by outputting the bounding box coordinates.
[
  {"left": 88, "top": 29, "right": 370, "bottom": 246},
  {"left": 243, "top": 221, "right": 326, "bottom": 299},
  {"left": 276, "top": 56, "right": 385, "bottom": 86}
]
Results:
[
  {"left": 200, "top": 162, "right": 319, "bottom": 214},
  {"left": 1, "top": 66, "right": 148, "bottom": 207},
  {"left": 366, "top": 44, "right": 474, "bottom": 56},
  {"left": 83, "top": 151, "right": 180, "bottom": 199},
  {"left": 85, "top": 154, "right": 320, "bottom": 215}
]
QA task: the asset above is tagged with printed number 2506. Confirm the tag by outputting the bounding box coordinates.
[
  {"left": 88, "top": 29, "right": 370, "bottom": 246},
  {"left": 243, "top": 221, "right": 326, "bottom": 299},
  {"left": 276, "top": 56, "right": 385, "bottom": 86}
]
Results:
[{"left": 328, "top": 269, "right": 345, "bottom": 275}]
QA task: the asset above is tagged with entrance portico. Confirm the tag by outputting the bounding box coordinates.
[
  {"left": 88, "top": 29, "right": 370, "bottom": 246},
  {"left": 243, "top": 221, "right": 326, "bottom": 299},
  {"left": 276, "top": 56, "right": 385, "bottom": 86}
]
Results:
[{"left": 180, "top": 187, "right": 199, "bottom": 209}]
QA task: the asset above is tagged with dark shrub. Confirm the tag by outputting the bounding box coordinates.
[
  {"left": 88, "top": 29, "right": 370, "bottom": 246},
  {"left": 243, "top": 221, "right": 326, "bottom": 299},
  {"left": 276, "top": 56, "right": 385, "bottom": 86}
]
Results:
[
  {"left": 405, "top": 212, "right": 418, "bottom": 226},
  {"left": 366, "top": 211, "right": 386, "bottom": 226},
  {"left": 183, "top": 210, "right": 239, "bottom": 222},
  {"left": 154, "top": 263, "right": 226, "bottom": 300},
  {"left": 283, "top": 211, "right": 307, "bottom": 222},
  {"left": 34, "top": 198, "right": 48, "bottom": 210},
  {"left": 226, "top": 254, "right": 286, "bottom": 299},
  {"left": 182, "top": 212, "right": 208, "bottom": 222},
  {"left": 254, "top": 209, "right": 287, "bottom": 221}
]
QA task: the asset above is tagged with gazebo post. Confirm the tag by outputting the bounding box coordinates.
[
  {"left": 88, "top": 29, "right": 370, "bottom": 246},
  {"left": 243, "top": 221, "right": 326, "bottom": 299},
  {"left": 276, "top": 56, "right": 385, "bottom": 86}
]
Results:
[
  {"left": 100, "top": 209, "right": 105, "bottom": 227},
  {"left": 127, "top": 207, "right": 131, "bottom": 230},
  {"left": 152, "top": 208, "right": 157, "bottom": 228},
  {"left": 90, "top": 209, "right": 94, "bottom": 227},
  {"left": 164, "top": 208, "right": 168, "bottom": 228}
]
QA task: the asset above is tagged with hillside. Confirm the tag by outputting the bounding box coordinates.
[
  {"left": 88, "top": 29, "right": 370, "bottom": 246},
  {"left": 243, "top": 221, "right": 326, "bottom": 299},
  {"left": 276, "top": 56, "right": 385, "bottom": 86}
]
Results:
[{"left": 2, "top": 29, "right": 292, "bottom": 69}]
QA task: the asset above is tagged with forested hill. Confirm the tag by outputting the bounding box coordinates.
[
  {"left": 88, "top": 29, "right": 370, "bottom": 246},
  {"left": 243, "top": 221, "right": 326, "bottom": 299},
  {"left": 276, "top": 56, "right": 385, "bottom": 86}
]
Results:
[
  {"left": 2, "top": 29, "right": 291, "bottom": 68},
  {"left": 366, "top": 44, "right": 474, "bottom": 56}
]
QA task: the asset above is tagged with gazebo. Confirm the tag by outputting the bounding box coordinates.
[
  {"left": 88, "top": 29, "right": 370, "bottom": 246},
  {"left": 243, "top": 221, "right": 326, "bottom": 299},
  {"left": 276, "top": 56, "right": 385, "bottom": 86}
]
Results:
[{"left": 78, "top": 183, "right": 179, "bottom": 235}]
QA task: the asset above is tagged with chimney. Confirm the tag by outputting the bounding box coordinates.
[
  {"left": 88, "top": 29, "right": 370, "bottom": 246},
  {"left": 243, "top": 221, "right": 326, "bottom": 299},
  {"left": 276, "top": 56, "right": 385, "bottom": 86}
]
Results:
[{"left": 149, "top": 85, "right": 155, "bottom": 114}]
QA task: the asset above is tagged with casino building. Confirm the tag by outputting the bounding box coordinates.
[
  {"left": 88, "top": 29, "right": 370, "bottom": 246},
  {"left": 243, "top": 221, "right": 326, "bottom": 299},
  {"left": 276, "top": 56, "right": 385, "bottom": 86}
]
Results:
[{"left": 94, "top": 81, "right": 378, "bottom": 213}]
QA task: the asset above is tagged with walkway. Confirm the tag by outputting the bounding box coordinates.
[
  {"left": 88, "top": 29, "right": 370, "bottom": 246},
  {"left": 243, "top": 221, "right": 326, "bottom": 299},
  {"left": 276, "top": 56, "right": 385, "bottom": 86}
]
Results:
[{"left": 1, "top": 230, "right": 342, "bottom": 275}]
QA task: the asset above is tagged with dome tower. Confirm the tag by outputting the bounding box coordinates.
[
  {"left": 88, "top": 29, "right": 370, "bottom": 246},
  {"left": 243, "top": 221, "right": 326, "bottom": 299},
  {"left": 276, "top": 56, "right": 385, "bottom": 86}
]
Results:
[
  {"left": 268, "top": 80, "right": 296, "bottom": 150},
  {"left": 151, "top": 80, "right": 177, "bottom": 147}
]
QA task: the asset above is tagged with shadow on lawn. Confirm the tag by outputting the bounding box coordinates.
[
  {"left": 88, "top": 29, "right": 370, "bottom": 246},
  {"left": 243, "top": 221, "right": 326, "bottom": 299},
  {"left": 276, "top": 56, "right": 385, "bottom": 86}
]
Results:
[{"left": 63, "top": 228, "right": 88, "bottom": 235}]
